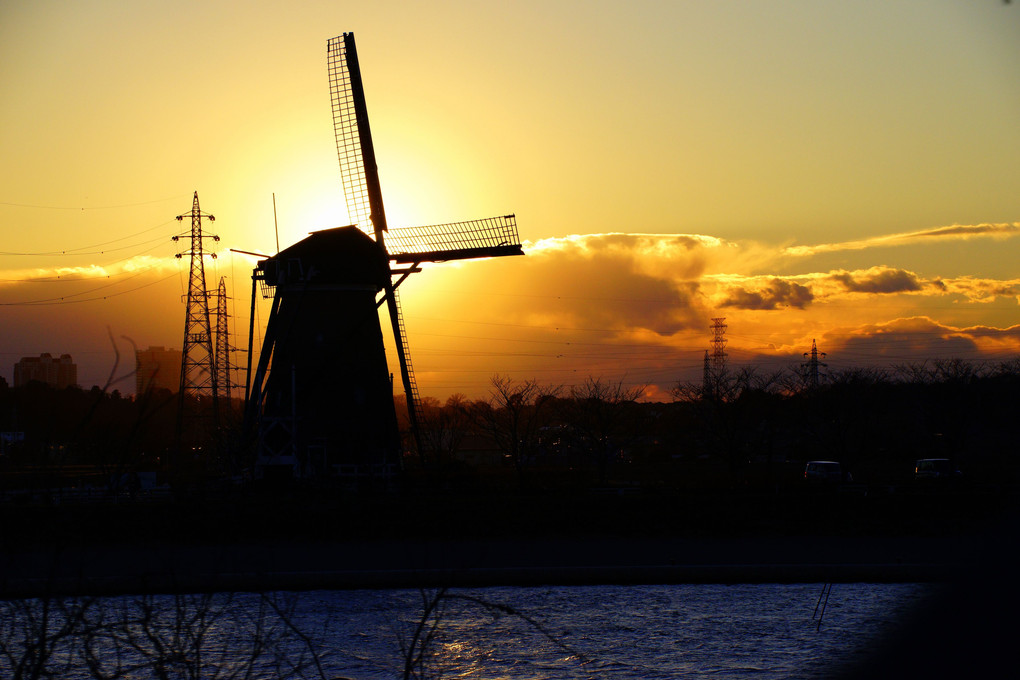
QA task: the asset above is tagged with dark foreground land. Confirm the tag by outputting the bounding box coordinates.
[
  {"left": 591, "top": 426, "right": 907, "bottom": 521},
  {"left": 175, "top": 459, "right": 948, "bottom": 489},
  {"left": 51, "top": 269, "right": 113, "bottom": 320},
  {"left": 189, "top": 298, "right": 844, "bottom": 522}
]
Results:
[{"left": 2, "top": 483, "right": 1018, "bottom": 598}]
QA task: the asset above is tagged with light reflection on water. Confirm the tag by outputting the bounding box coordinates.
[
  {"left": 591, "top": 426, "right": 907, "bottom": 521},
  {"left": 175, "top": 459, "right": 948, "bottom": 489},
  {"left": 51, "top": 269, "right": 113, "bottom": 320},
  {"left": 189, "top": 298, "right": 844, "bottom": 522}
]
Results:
[
  {"left": 290, "top": 583, "right": 932, "bottom": 679},
  {"left": 0, "top": 583, "right": 933, "bottom": 679}
]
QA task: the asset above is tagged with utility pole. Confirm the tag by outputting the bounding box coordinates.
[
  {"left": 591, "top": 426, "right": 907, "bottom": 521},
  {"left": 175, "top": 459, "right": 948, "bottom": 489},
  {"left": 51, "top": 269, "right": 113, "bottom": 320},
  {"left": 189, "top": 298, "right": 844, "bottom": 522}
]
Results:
[
  {"left": 702, "top": 349, "right": 711, "bottom": 397},
  {"left": 173, "top": 191, "right": 220, "bottom": 462},
  {"left": 802, "top": 338, "right": 827, "bottom": 388}
]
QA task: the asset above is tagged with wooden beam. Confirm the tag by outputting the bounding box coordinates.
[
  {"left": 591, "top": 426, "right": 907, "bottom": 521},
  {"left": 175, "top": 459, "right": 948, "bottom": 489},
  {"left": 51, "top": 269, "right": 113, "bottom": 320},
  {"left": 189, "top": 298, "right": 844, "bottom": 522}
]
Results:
[{"left": 390, "top": 245, "right": 524, "bottom": 264}]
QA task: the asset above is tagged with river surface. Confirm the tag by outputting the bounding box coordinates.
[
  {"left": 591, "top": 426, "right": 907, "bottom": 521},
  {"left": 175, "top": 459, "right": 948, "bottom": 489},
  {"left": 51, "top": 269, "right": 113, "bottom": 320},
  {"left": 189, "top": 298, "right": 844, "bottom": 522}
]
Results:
[
  {"left": 1, "top": 583, "right": 934, "bottom": 679},
  {"left": 257, "top": 583, "right": 931, "bottom": 678}
]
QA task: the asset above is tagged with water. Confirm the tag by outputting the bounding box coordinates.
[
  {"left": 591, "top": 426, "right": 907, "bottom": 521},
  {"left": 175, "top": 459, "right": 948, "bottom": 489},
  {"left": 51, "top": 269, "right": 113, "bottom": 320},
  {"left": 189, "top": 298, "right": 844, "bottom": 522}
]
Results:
[
  {"left": 297, "top": 584, "right": 931, "bottom": 679},
  {"left": 0, "top": 583, "right": 933, "bottom": 679}
]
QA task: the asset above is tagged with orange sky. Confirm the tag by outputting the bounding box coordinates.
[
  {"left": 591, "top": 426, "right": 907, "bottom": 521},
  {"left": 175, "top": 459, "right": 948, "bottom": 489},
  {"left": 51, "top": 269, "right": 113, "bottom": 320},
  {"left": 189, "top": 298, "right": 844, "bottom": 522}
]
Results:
[{"left": 2, "top": 1, "right": 1019, "bottom": 400}]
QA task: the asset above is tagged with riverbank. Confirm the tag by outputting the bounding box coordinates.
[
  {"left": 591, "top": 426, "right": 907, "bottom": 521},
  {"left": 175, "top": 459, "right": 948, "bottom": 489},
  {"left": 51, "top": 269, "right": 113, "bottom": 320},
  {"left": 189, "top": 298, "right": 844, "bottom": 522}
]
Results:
[
  {"left": 2, "top": 486, "right": 1016, "bottom": 597},
  {"left": 0, "top": 534, "right": 998, "bottom": 598}
]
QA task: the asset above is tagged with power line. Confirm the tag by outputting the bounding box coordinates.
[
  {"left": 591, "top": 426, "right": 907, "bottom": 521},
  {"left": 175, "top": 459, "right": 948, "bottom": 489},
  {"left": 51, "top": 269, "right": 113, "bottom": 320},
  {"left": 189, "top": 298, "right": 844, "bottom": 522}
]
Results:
[
  {"left": 0, "top": 242, "right": 176, "bottom": 283},
  {"left": 0, "top": 272, "right": 180, "bottom": 306},
  {"left": 410, "top": 314, "right": 629, "bottom": 334},
  {"left": 0, "top": 232, "right": 174, "bottom": 257},
  {"left": 0, "top": 194, "right": 189, "bottom": 211},
  {"left": 410, "top": 329, "right": 684, "bottom": 351}
]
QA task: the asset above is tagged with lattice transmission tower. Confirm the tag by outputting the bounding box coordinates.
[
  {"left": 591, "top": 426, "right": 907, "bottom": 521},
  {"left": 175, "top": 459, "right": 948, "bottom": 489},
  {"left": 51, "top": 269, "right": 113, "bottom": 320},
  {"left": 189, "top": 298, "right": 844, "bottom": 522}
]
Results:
[
  {"left": 802, "top": 338, "right": 827, "bottom": 388},
  {"left": 173, "top": 191, "right": 220, "bottom": 450},
  {"left": 702, "top": 317, "right": 729, "bottom": 397},
  {"left": 215, "top": 276, "right": 232, "bottom": 403},
  {"left": 710, "top": 317, "right": 728, "bottom": 371}
]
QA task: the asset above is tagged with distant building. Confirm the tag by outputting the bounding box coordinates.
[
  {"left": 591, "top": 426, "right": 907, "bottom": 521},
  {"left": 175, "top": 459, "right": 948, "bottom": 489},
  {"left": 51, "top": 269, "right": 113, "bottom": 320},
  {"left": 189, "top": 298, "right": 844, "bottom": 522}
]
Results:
[
  {"left": 135, "top": 346, "right": 182, "bottom": 395},
  {"left": 14, "top": 353, "right": 78, "bottom": 389}
]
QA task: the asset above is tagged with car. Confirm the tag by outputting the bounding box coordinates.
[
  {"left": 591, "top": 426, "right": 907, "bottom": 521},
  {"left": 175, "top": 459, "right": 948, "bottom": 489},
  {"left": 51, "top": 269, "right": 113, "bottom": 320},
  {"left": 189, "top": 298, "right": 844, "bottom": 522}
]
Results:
[
  {"left": 804, "top": 460, "right": 844, "bottom": 483},
  {"left": 914, "top": 458, "right": 960, "bottom": 481}
]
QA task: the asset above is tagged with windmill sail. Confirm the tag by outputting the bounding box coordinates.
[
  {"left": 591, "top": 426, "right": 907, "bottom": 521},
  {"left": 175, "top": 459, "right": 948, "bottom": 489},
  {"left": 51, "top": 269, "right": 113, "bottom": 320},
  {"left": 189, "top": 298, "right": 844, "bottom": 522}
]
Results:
[
  {"left": 326, "top": 32, "right": 525, "bottom": 468},
  {"left": 386, "top": 215, "right": 523, "bottom": 264},
  {"left": 328, "top": 33, "right": 386, "bottom": 237},
  {"left": 328, "top": 32, "right": 421, "bottom": 454},
  {"left": 328, "top": 32, "right": 525, "bottom": 263}
]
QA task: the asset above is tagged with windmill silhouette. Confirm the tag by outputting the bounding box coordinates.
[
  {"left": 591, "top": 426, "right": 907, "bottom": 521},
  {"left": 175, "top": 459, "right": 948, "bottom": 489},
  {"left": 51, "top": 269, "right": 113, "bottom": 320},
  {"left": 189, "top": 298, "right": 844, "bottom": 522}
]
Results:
[{"left": 243, "top": 33, "right": 523, "bottom": 481}]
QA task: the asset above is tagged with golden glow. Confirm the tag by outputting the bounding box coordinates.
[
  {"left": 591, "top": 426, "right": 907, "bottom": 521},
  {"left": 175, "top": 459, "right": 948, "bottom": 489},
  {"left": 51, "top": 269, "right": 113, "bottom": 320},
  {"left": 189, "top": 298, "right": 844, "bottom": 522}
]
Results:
[{"left": 1, "top": 1, "right": 1019, "bottom": 395}]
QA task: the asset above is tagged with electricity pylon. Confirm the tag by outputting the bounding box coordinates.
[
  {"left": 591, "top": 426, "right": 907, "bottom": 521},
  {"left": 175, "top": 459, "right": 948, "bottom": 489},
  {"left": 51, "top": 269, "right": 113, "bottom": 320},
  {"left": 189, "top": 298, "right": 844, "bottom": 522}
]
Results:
[
  {"left": 710, "top": 317, "right": 728, "bottom": 371},
  {"left": 802, "top": 338, "right": 827, "bottom": 388},
  {"left": 215, "top": 276, "right": 232, "bottom": 403},
  {"left": 173, "top": 191, "right": 220, "bottom": 456},
  {"left": 703, "top": 318, "right": 728, "bottom": 398}
]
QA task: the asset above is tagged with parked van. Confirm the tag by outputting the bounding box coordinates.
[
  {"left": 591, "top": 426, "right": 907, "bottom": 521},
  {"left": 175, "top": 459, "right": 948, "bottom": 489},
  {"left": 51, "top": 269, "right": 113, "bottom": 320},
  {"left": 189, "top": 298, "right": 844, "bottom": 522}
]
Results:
[
  {"left": 804, "top": 460, "right": 844, "bottom": 483},
  {"left": 914, "top": 458, "right": 959, "bottom": 481}
]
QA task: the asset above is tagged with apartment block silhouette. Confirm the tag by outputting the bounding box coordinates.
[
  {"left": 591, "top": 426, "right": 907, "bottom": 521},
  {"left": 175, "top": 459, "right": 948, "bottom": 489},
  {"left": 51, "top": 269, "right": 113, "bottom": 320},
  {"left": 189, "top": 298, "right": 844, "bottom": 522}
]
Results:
[
  {"left": 135, "top": 346, "right": 182, "bottom": 395},
  {"left": 14, "top": 353, "right": 77, "bottom": 389}
]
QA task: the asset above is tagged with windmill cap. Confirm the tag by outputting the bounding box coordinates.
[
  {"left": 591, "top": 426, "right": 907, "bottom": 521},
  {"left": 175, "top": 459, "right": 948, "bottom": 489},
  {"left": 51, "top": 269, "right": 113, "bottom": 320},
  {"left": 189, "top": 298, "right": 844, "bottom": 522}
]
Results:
[{"left": 260, "top": 226, "right": 389, "bottom": 288}]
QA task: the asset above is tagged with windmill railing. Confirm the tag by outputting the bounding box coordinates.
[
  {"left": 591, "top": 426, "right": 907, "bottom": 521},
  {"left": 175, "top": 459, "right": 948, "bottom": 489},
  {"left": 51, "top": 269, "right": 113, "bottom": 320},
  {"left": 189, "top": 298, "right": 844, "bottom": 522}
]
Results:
[
  {"left": 385, "top": 214, "right": 524, "bottom": 264},
  {"left": 254, "top": 258, "right": 308, "bottom": 299}
]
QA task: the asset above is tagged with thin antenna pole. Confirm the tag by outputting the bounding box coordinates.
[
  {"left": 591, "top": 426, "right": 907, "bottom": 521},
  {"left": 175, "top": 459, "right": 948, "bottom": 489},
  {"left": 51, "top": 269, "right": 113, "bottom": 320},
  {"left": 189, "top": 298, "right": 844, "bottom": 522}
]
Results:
[
  {"left": 272, "top": 193, "right": 280, "bottom": 253},
  {"left": 245, "top": 273, "right": 257, "bottom": 405}
]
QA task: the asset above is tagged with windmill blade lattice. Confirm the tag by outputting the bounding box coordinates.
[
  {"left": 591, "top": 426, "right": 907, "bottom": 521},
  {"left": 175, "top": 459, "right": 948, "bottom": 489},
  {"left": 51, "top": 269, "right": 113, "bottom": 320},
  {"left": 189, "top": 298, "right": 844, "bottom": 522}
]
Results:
[
  {"left": 328, "top": 34, "right": 376, "bottom": 236},
  {"left": 321, "top": 32, "right": 522, "bottom": 472},
  {"left": 386, "top": 214, "right": 523, "bottom": 263}
]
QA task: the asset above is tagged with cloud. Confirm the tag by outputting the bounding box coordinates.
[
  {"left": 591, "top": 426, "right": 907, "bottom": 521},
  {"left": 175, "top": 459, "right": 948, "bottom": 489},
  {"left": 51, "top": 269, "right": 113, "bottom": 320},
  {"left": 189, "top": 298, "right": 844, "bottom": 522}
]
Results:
[
  {"left": 783, "top": 222, "right": 1020, "bottom": 257},
  {"left": 937, "top": 276, "right": 1019, "bottom": 303},
  {"left": 450, "top": 234, "right": 711, "bottom": 336},
  {"left": 385, "top": 231, "right": 1020, "bottom": 396},
  {"left": 830, "top": 267, "right": 922, "bottom": 294},
  {"left": 909, "top": 223, "right": 1020, "bottom": 240},
  {"left": 721, "top": 278, "right": 814, "bottom": 310},
  {"left": 822, "top": 316, "right": 1020, "bottom": 364},
  {"left": 0, "top": 254, "right": 183, "bottom": 291},
  {"left": 5, "top": 228, "right": 1020, "bottom": 400},
  {"left": 0, "top": 251, "right": 244, "bottom": 390},
  {"left": 775, "top": 267, "right": 1020, "bottom": 304},
  {"left": 835, "top": 318, "right": 979, "bottom": 361},
  {"left": 961, "top": 323, "right": 1020, "bottom": 338}
]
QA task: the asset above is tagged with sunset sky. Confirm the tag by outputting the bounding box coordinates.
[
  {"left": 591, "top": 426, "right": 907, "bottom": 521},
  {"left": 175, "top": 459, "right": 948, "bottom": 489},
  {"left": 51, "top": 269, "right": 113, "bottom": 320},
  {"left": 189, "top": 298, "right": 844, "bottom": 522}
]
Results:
[{"left": 2, "top": 0, "right": 1019, "bottom": 401}]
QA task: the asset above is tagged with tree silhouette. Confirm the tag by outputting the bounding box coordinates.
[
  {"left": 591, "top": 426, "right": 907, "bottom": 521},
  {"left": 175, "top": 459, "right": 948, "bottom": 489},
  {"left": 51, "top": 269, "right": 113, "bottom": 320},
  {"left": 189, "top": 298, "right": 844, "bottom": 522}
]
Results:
[
  {"left": 559, "top": 377, "right": 645, "bottom": 485},
  {"left": 416, "top": 393, "right": 472, "bottom": 480},
  {"left": 672, "top": 366, "right": 785, "bottom": 484},
  {"left": 470, "top": 375, "right": 560, "bottom": 488}
]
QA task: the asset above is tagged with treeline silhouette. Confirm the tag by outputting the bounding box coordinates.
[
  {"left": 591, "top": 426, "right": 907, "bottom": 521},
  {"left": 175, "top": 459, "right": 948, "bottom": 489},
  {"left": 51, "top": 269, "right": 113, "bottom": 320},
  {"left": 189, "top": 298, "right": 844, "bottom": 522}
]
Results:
[
  {"left": 0, "top": 381, "right": 243, "bottom": 499},
  {"left": 409, "top": 359, "right": 1020, "bottom": 492},
  {"left": 2, "top": 357, "right": 1019, "bottom": 497}
]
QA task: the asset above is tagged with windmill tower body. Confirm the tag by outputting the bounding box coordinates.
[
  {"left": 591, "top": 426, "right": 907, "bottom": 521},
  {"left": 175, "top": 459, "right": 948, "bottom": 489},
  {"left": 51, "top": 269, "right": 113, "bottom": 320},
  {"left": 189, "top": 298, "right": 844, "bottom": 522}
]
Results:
[
  {"left": 244, "top": 32, "right": 523, "bottom": 481},
  {"left": 249, "top": 227, "right": 400, "bottom": 478}
]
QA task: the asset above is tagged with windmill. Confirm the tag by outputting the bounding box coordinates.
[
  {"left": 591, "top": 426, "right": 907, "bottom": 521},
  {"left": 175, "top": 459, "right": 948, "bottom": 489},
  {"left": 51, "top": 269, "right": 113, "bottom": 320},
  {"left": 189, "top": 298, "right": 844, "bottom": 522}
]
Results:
[{"left": 243, "top": 33, "right": 523, "bottom": 481}]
